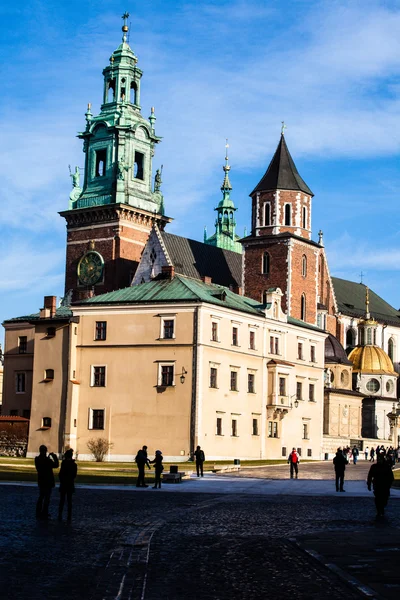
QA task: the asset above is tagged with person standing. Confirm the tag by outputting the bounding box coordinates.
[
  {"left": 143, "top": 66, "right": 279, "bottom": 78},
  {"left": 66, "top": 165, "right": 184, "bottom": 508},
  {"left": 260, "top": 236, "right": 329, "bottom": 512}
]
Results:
[
  {"left": 194, "top": 445, "right": 205, "bottom": 477},
  {"left": 333, "top": 447, "right": 348, "bottom": 492},
  {"left": 150, "top": 450, "right": 164, "bottom": 489},
  {"left": 364, "top": 446, "right": 369, "bottom": 461},
  {"left": 135, "top": 445, "right": 150, "bottom": 488},
  {"left": 58, "top": 449, "right": 77, "bottom": 521},
  {"left": 367, "top": 454, "right": 394, "bottom": 517},
  {"left": 370, "top": 447, "right": 375, "bottom": 462},
  {"left": 288, "top": 447, "right": 300, "bottom": 479},
  {"left": 352, "top": 445, "right": 359, "bottom": 465},
  {"left": 35, "top": 445, "right": 59, "bottom": 519}
]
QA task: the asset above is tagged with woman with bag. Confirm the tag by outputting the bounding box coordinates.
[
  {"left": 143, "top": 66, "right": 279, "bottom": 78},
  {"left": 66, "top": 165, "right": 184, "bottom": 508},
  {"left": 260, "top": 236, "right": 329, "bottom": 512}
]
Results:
[{"left": 150, "top": 450, "right": 164, "bottom": 489}]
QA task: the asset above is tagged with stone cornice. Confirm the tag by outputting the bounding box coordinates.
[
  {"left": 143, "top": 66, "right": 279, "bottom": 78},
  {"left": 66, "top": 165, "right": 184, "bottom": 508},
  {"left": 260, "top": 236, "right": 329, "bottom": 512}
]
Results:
[{"left": 60, "top": 203, "right": 172, "bottom": 230}]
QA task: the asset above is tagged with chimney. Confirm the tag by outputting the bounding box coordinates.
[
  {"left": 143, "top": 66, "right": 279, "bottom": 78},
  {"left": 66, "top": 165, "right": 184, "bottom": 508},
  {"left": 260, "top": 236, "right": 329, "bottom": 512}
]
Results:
[
  {"left": 161, "top": 266, "right": 175, "bottom": 279},
  {"left": 44, "top": 296, "right": 57, "bottom": 318},
  {"left": 201, "top": 276, "right": 212, "bottom": 285},
  {"left": 233, "top": 286, "right": 242, "bottom": 296}
]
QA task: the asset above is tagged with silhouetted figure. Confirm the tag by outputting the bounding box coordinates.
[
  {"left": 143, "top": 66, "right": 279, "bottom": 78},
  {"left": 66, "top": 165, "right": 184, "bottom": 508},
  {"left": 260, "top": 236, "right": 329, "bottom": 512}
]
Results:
[
  {"left": 35, "top": 445, "right": 59, "bottom": 519},
  {"left": 352, "top": 445, "right": 359, "bottom": 465},
  {"left": 135, "top": 445, "right": 150, "bottom": 487},
  {"left": 367, "top": 455, "right": 394, "bottom": 517},
  {"left": 150, "top": 450, "right": 164, "bottom": 489},
  {"left": 370, "top": 447, "right": 375, "bottom": 462},
  {"left": 194, "top": 445, "right": 205, "bottom": 477},
  {"left": 333, "top": 447, "right": 348, "bottom": 492},
  {"left": 288, "top": 447, "right": 300, "bottom": 479},
  {"left": 58, "top": 449, "right": 77, "bottom": 521}
]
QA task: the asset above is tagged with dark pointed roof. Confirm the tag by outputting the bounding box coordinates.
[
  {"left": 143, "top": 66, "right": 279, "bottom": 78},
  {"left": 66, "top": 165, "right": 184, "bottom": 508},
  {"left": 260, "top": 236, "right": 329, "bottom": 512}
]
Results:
[{"left": 251, "top": 134, "right": 313, "bottom": 196}]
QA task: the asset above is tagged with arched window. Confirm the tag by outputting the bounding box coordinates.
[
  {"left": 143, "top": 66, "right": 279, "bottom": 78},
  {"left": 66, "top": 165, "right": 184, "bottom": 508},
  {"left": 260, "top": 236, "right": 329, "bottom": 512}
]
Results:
[
  {"left": 229, "top": 211, "right": 233, "bottom": 220},
  {"left": 284, "top": 204, "right": 291, "bottom": 226},
  {"left": 107, "top": 80, "right": 115, "bottom": 103},
  {"left": 301, "top": 294, "right": 306, "bottom": 321},
  {"left": 130, "top": 81, "right": 137, "bottom": 104},
  {"left": 262, "top": 252, "right": 270, "bottom": 275},
  {"left": 346, "top": 328, "right": 356, "bottom": 348},
  {"left": 264, "top": 203, "right": 271, "bottom": 226},
  {"left": 388, "top": 338, "right": 395, "bottom": 362},
  {"left": 302, "top": 206, "right": 307, "bottom": 229},
  {"left": 302, "top": 255, "right": 307, "bottom": 277},
  {"left": 120, "top": 78, "right": 126, "bottom": 102}
]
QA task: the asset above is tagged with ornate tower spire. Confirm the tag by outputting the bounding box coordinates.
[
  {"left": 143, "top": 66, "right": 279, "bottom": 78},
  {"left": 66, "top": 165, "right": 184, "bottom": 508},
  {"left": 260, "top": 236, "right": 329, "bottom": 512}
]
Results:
[{"left": 204, "top": 142, "right": 242, "bottom": 254}]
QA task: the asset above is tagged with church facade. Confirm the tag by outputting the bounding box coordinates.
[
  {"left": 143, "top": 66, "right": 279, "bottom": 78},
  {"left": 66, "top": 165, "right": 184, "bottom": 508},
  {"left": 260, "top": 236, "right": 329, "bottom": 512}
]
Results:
[{"left": 2, "top": 17, "right": 400, "bottom": 459}]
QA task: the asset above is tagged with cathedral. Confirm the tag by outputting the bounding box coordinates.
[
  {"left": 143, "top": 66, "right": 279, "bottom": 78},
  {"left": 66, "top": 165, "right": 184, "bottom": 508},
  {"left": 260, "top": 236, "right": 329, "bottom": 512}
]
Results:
[{"left": 2, "top": 18, "right": 400, "bottom": 460}]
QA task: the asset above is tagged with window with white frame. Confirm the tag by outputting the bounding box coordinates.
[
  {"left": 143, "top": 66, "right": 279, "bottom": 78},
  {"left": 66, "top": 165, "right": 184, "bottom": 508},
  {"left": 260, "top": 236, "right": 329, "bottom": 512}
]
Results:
[
  {"left": 18, "top": 336, "right": 27, "bottom": 354},
  {"left": 211, "top": 321, "right": 219, "bottom": 342},
  {"left": 88, "top": 408, "right": 105, "bottom": 430},
  {"left": 158, "top": 363, "right": 175, "bottom": 387},
  {"left": 268, "top": 422, "right": 278, "bottom": 438},
  {"left": 269, "top": 335, "right": 280, "bottom": 355},
  {"left": 210, "top": 367, "right": 218, "bottom": 389},
  {"left": 16, "top": 372, "right": 26, "bottom": 393},
  {"left": 230, "top": 370, "right": 238, "bottom": 391},
  {"left": 232, "top": 326, "right": 239, "bottom": 346},
  {"left": 91, "top": 366, "right": 106, "bottom": 387},
  {"left": 160, "top": 316, "right": 175, "bottom": 340},
  {"left": 95, "top": 321, "right": 107, "bottom": 341},
  {"left": 279, "top": 377, "right": 286, "bottom": 397},
  {"left": 298, "top": 342, "right": 303, "bottom": 360},
  {"left": 248, "top": 373, "right": 255, "bottom": 393},
  {"left": 249, "top": 330, "right": 256, "bottom": 350},
  {"left": 310, "top": 345, "right": 316, "bottom": 363}
]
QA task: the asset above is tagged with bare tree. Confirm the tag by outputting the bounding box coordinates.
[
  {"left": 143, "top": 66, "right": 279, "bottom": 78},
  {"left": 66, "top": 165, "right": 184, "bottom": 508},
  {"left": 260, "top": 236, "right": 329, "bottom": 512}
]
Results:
[{"left": 87, "top": 438, "right": 113, "bottom": 462}]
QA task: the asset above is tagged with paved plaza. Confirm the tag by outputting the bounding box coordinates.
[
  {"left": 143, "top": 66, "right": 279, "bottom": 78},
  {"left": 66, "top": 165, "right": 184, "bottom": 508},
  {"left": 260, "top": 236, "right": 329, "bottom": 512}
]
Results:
[{"left": 0, "top": 462, "right": 399, "bottom": 599}]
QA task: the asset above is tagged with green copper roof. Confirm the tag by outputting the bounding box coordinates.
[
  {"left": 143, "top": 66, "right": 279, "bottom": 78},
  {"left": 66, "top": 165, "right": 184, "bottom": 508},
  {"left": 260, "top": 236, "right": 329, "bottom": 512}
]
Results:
[{"left": 3, "top": 306, "right": 73, "bottom": 324}]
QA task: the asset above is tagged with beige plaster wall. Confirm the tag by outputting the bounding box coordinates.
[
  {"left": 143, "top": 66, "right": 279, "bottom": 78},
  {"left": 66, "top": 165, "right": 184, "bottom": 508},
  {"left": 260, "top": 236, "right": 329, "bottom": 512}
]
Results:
[{"left": 2, "top": 323, "right": 35, "bottom": 417}]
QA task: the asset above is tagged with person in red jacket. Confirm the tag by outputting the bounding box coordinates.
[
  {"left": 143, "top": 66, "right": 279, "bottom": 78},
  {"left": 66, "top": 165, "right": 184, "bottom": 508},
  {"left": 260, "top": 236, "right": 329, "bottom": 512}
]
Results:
[{"left": 288, "top": 447, "right": 300, "bottom": 479}]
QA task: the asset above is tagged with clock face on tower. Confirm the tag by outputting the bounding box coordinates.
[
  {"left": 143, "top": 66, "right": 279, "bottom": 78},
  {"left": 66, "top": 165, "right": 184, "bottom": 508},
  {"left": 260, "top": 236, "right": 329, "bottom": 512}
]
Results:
[{"left": 77, "top": 251, "right": 104, "bottom": 286}]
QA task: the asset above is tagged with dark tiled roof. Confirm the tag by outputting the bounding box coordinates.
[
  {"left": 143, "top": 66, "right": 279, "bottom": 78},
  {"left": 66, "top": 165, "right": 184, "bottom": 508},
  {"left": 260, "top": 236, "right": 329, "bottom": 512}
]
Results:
[
  {"left": 251, "top": 134, "right": 313, "bottom": 196},
  {"left": 332, "top": 277, "right": 400, "bottom": 326},
  {"left": 161, "top": 232, "right": 242, "bottom": 288},
  {"left": 0, "top": 416, "right": 30, "bottom": 421},
  {"left": 3, "top": 306, "right": 73, "bottom": 325},
  {"left": 241, "top": 231, "right": 321, "bottom": 248},
  {"left": 325, "top": 333, "right": 353, "bottom": 365}
]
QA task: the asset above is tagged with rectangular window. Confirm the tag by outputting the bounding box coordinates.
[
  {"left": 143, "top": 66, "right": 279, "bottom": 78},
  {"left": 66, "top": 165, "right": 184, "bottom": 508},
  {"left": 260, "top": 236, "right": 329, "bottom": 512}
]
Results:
[
  {"left": 42, "top": 417, "right": 52, "bottom": 428},
  {"left": 161, "top": 365, "right": 174, "bottom": 387},
  {"left": 95, "top": 321, "right": 107, "bottom": 341},
  {"left": 18, "top": 336, "right": 27, "bottom": 354},
  {"left": 232, "top": 327, "right": 238, "bottom": 346},
  {"left": 249, "top": 330, "right": 255, "bottom": 350},
  {"left": 298, "top": 342, "right": 303, "bottom": 360},
  {"left": 282, "top": 446, "right": 287, "bottom": 457},
  {"left": 45, "top": 369, "right": 54, "bottom": 381},
  {"left": 93, "top": 409, "right": 104, "bottom": 430},
  {"left": 134, "top": 151, "right": 144, "bottom": 180},
  {"left": 252, "top": 418, "right": 259, "bottom": 436},
  {"left": 232, "top": 419, "right": 238, "bottom": 437},
  {"left": 47, "top": 327, "right": 56, "bottom": 338},
  {"left": 92, "top": 366, "right": 106, "bottom": 387},
  {"left": 268, "top": 422, "right": 273, "bottom": 437},
  {"left": 309, "top": 384, "right": 315, "bottom": 402},
  {"left": 303, "top": 423, "right": 309, "bottom": 439},
  {"left": 216, "top": 417, "right": 222, "bottom": 436},
  {"left": 230, "top": 371, "right": 238, "bottom": 391},
  {"left": 211, "top": 322, "right": 218, "bottom": 342},
  {"left": 273, "top": 422, "right": 278, "bottom": 438},
  {"left": 296, "top": 382, "right": 302, "bottom": 401},
  {"left": 248, "top": 373, "right": 255, "bottom": 393},
  {"left": 270, "top": 335, "right": 279, "bottom": 354},
  {"left": 279, "top": 377, "right": 286, "bottom": 397},
  {"left": 95, "top": 149, "right": 107, "bottom": 177},
  {"left": 16, "top": 372, "right": 26, "bottom": 393},
  {"left": 307, "top": 449, "right": 312, "bottom": 457},
  {"left": 163, "top": 319, "right": 175, "bottom": 339},
  {"left": 297, "top": 448, "right": 302, "bottom": 457},
  {"left": 10, "top": 409, "right": 18, "bottom": 416},
  {"left": 310, "top": 346, "right": 316, "bottom": 363},
  {"left": 210, "top": 367, "right": 218, "bottom": 389}
]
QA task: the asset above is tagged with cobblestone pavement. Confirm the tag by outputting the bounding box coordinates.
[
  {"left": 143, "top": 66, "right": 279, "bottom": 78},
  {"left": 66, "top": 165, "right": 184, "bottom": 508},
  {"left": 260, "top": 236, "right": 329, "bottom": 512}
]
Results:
[{"left": 1, "top": 484, "right": 400, "bottom": 599}]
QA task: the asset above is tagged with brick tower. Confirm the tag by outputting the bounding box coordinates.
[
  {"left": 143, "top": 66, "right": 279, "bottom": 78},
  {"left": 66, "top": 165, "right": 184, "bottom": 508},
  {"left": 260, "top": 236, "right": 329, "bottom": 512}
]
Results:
[
  {"left": 60, "top": 14, "right": 171, "bottom": 301},
  {"left": 242, "top": 131, "right": 337, "bottom": 334}
]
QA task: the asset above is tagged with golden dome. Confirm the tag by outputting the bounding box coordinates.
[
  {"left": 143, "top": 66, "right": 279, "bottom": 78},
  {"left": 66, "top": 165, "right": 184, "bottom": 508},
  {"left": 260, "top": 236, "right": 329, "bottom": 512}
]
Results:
[{"left": 348, "top": 346, "right": 397, "bottom": 375}]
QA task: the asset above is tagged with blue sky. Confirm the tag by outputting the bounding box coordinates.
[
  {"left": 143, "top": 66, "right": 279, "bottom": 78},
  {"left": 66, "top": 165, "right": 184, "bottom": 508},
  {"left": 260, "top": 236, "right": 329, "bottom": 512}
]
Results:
[{"left": 1, "top": 0, "right": 400, "bottom": 342}]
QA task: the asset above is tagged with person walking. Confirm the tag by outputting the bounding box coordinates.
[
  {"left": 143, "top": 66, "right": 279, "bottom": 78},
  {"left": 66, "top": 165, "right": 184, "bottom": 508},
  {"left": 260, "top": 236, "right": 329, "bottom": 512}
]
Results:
[
  {"left": 194, "top": 445, "right": 205, "bottom": 477},
  {"left": 367, "top": 454, "right": 394, "bottom": 517},
  {"left": 150, "top": 450, "right": 164, "bottom": 489},
  {"left": 370, "top": 447, "right": 375, "bottom": 462},
  {"left": 352, "top": 445, "right": 359, "bottom": 465},
  {"left": 35, "top": 445, "right": 59, "bottom": 519},
  {"left": 364, "top": 446, "right": 369, "bottom": 461},
  {"left": 135, "top": 445, "right": 150, "bottom": 487},
  {"left": 58, "top": 449, "right": 77, "bottom": 521},
  {"left": 288, "top": 447, "right": 300, "bottom": 479},
  {"left": 333, "top": 447, "right": 348, "bottom": 492}
]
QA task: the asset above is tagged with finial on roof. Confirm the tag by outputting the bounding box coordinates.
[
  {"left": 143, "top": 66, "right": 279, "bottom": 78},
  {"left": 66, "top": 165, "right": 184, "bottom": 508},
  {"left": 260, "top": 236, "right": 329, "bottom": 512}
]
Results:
[
  {"left": 204, "top": 226, "right": 207, "bottom": 242},
  {"left": 281, "top": 121, "right": 287, "bottom": 135},
  {"left": 221, "top": 139, "right": 232, "bottom": 191},
  {"left": 365, "top": 286, "right": 370, "bottom": 319},
  {"left": 122, "top": 11, "right": 130, "bottom": 42},
  {"left": 318, "top": 230, "right": 324, "bottom": 246},
  {"left": 149, "top": 106, "right": 156, "bottom": 131}
]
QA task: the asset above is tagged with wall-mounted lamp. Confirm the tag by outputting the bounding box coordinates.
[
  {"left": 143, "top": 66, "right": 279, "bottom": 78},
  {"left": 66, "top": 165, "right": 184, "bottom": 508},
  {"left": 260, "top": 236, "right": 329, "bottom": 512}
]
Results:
[
  {"left": 180, "top": 368, "right": 187, "bottom": 384},
  {"left": 290, "top": 394, "right": 299, "bottom": 409}
]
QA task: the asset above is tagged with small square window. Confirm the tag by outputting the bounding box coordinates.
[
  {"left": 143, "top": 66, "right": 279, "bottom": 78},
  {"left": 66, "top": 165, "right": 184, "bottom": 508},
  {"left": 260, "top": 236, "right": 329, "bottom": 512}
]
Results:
[
  {"left": 42, "top": 417, "right": 52, "bottom": 428},
  {"left": 18, "top": 336, "right": 27, "bottom": 354},
  {"left": 230, "top": 371, "right": 238, "bottom": 391},
  {"left": 45, "top": 369, "right": 54, "bottom": 381},
  {"left": 95, "top": 321, "right": 107, "bottom": 341},
  {"left": 210, "top": 367, "right": 218, "bottom": 389},
  {"left": 92, "top": 366, "right": 106, "bottom": 387},
  {"left": 248, "top": 373, "right": 255, "bottom": 393},
  {"left": 47, "top": 327, "right": 56, "bottom": 338},
  {"left": 216, "top": 417, "right": 222, "bottom": 436}
]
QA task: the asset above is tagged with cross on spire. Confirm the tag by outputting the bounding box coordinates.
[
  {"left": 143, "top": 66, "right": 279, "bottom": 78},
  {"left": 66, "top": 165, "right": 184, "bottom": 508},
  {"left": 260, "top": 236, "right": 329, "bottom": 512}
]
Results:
[
  {"left": 281, "top": 121, "right": 287, "bottom": 135},
  {"left": 121, "top": 11, "right": 130, "bottom": 42}
]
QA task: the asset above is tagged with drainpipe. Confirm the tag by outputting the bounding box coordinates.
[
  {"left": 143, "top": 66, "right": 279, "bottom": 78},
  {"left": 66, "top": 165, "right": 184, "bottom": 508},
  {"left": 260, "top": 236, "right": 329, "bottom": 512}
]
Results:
[{"left": 189, "top": 307, "right": 199, "bottom": 460}]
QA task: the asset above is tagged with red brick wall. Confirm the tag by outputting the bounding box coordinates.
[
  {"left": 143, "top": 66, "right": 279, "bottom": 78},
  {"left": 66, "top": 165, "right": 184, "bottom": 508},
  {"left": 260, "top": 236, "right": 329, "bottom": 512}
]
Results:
[
  {"left": 243, "top": 239, "right": 289, "bottom": 310},
  {"left": 289, "top": 242, "right": 317, "bottom": 323},
  {"left": 253, "top": 190, "right": 312, "bottom": 240}
]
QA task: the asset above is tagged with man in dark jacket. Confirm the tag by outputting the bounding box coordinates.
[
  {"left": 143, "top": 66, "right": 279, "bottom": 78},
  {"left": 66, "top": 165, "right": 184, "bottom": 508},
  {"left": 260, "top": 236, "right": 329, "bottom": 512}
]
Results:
[
  {"left": 194, "top": 445, "right": 205, "bottom": 477},
  {"left": 35, "top": 445, "right": 59, "bottom": 519},
  {"left": 58, "top": 449, "right": 78, "bottom": 521},
  {"left": 333, "top": 447, "right": 348, "bottom": 492},
  {"left": 135, "top": 445, "right": 150, "bottom": 488},
  {"left": 367, "top": 454, "right": 394, "bottom": 517}
]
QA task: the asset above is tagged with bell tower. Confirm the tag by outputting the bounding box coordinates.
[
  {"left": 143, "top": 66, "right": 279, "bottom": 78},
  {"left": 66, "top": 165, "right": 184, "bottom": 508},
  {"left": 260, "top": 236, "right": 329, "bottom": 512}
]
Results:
[
  {"left": 242, "top": 130, "right": 337, "bottom": 333},
  {"left": 60, "top": 14, "right": 171, "bottom": 301}
]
